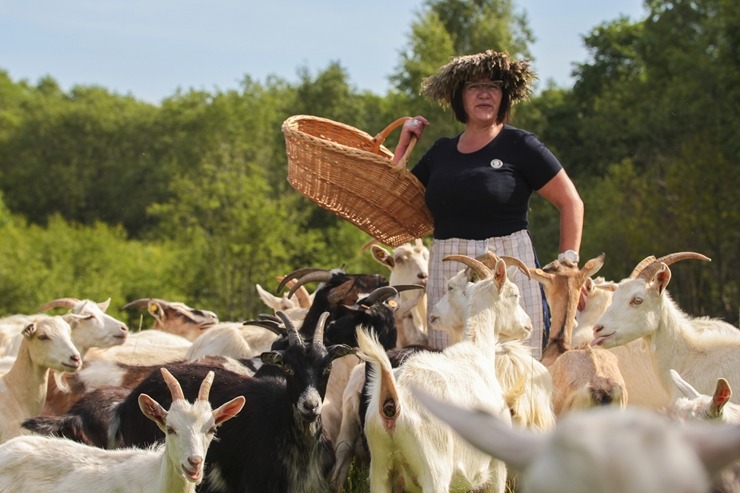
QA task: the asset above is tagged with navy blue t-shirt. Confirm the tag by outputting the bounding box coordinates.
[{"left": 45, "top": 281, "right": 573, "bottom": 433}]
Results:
[{"left": 411, "top": 125, "right": 562, "bottom": 240}]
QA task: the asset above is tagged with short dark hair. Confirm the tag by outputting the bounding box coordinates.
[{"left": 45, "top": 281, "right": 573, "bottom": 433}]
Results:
[{"left": 450, "top": 82, "right": 512, "bottom": 124}]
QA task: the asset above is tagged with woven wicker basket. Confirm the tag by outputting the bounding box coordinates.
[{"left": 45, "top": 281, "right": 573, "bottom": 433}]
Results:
[{"left": 282, "top": 115, "right": 433, "bottom": 247}]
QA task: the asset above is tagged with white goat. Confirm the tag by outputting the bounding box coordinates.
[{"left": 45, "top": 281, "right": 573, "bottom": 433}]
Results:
[
  {"left": 357, "top": 254, "right": 527, "bottom": 492},
  {"left": 0, "top": 315, "right": 81, "bottom": 443},
  {"left": 429, "top": 251, "right": 553, "bottom": 428},
  {"left": 330, "top": 253, "right": 548, "bottom": 491},
  {"left": 85, "top": 328, "right": 192, "bottom": 365},
  {"left": 572, "top": 276, "right": 617, "bottom": 347},
  {"left": 0, "top": 368, "right": 245, "bottom": 493},
  {"left": 574, "top": 273, "right": 671, "bottom": 409},
  {"left": 2, "top": 298, "right": 128, "bottom": 358},
  {"left": 667, "top": 369, "right": 740, "bottom": 493},
  {"left": 370, "top": 239, "right": 429, "bottom": 346},
  {"left": 184, "top": 322, "right": 279, "bottom": 361},
  {"left": 412, "top": 387, "right": 740, "bottom": 493},
  {"left": 668, "top": 368, "right": 740, "bottom": 424},
  {"left": 592, "top": 252, "right": 740, "bottom": 403}
]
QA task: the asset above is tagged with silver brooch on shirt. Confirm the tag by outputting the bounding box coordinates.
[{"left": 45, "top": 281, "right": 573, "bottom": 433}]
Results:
[{"left": 490, "top": 159, "right": 504, "bottom": 169}]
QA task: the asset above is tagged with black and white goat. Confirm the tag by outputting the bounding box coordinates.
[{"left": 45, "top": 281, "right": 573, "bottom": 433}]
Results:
[
  {"left": 108, "top": 312, "right": 353, "bottom": 492},
  {"left": 0, "top": 368, "right": 244, "bottom": 493}
]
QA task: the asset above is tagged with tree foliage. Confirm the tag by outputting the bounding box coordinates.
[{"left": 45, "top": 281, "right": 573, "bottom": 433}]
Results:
[{"left": 0, "top": 0, "right": 736, "bottom": 325}]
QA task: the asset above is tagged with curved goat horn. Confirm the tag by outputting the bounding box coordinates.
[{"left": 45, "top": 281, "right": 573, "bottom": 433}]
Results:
[
  {"left": 242, "top": 319, "right": 286, "bottom": 336},
  {"left": 287, "top": 270, "right": 334, "bottom": 299},
  {"left": 277, "top": 268, "right": 326, "bottom": 293},
  {"left": 628, "top": 256, "right": 658, "bottom": 279},
  {"left": 392, "top": 284, "right": 426, "bottom": 293},
  {"left": 443, "top": 255, "right": 493, "bottom": 280},
  {"left": 122, "top": 298, "right": 158, "bottom": 310},
  {"left": 313, "top": 311, "right": 330, "bottom": 349},
  {"left": 276, "top": 310, "right": 302, "bottom": 346},
  {"left": 38, "top": 297, "right": 80, "bottom": 312},
  {"left": 637, "top": 252, "right": 711, "bottom": 281},
  {"left": 360, "top": 286, "right": 399, "bottom": 306},
  {"left": 197, "top": 370, "right": 215, "bottom": 402},
  {"left": 160, "top": 367, "right": 185, "bottom": 401},
  {"left": 500, "top": 256, "right": 532, "bottom": 280}
]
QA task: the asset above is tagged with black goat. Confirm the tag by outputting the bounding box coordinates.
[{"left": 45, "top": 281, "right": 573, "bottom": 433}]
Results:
[
  {"left": 109, "top": 311, "right": 353, "bottom": 493},
  {"left": 271, "top": 268, "right": 387, "bottom": 348}
]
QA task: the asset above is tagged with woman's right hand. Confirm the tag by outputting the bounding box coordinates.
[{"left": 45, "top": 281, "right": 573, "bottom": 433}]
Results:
[{"left": 392, "top": 116, "right": 429, "bottom": 164}]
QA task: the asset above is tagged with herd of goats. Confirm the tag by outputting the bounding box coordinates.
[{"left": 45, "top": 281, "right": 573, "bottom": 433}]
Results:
[{"left": 0, "top": 238, "right": 739, "bottom": 493}]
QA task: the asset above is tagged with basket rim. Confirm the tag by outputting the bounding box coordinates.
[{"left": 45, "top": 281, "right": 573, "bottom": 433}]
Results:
[{"left": 281, "top": 114, "right": 400, "bottom": 167}]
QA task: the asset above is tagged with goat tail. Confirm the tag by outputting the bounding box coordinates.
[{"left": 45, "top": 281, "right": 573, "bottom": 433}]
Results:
[{"left": 355, "top": 327, "right": 401, "bottom": 432}]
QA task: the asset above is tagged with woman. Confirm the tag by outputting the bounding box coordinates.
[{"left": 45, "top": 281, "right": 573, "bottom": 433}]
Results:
[{"left": 394, "top": 50, "right": 583, "bottom": 358}]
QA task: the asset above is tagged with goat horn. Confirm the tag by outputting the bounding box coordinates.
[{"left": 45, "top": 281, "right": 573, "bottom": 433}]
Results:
[
  {"left": 474, "top": 251, "right": 500, "bottom": 268},
  {"left": 637, "top": 252, "right": 710, "bottom": 282},
  {"left": 392, "top": 284, "right": 425, "bottom": 293},
  {"left": 38, "top": 298, "right": 80, "bottom": 312},
  {"left": 197, "top": 371, "right": 215, "bottom": 402},
  {"left": 160, "top": 367, "right": 185, "bottom": 402},
  {"left": 275, "top": 277, "right": 312, "bottom": 308},
  {"left": 277, "top": 268, "right": 327, "bottom": 293},
  {"left": 628, "top": 256, "right": 658, "bottom": 279},
  {"left": 443, "top": 255, "right": 492, "bottom": 280},
  {"left": 122, "top": 298, "right": 158, "bottom": 310},
  {"left": 396, "top": 288, "right": 425, "bottom": 317},
  {"left": 500, "top": 256, "right": 532, "bottom": 280},
  {"left": 359, "top": 286, "right": 399, "bottom": 306},
  {"left": 276, "top": 310, "right": 302, "bottom": 346},
  {"left": 313, "top": 311, "right": 330, "bottom": 348},
  {"left": 287, "top": 271, "right": 334, "bottom": 299},
  {"left": 289, "top": 283, "right": 312, "bottom": 308},
  {"left": 242, "top": 319, "right": 286, "bottom": 336}
]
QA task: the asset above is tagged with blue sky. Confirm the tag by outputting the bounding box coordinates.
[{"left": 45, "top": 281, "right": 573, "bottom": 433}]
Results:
[{"left": 1, "top": 0, "right": 645, "bottom": 104}]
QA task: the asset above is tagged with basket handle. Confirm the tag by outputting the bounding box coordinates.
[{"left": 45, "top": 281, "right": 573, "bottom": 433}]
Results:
[{"left": 371, "top": 117, "right": 418, "bottom": 174}]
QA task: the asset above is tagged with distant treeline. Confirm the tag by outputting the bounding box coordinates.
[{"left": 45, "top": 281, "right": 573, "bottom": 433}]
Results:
[{"left": 0, "top": 0, "right": 736, "bottom": 325}]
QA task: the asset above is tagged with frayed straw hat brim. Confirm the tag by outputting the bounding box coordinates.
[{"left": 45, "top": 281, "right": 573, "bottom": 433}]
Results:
[{"left": 421, "top": 50, "right": 535, "bottom": 106}]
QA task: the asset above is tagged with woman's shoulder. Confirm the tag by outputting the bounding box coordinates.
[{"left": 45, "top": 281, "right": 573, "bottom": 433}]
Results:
[{"left": 502, "top": 124, "right": 538, "bottom": 140}]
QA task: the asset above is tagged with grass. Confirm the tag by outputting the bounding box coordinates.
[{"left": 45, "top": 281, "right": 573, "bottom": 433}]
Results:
[{"left": 341, "top": 458, "right": 519, "bottom": 492}]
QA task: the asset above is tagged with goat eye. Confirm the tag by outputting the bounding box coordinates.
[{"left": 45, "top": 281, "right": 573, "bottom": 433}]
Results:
[
  {"left": 323, "top": 363, "right": 333, "bottom": 375},
  {"left": 166, "top": 426, "right": 176, "bottom": 435},
  {"left": 282, "top": 366, "right": 294, "bottom": 376},
  {"left": 208, "top": 426, "right": 217, "bottom": 435},
  {"left": 38, "top": 334, "right": 50, "bottom": 341},
  {"left": 631, "top": 297, "right": 643, "bottom": 306}
]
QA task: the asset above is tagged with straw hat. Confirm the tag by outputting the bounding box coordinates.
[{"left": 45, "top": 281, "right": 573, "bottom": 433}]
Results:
[{"left": 421, "top": 50, "right": 536, "bottom": 107}]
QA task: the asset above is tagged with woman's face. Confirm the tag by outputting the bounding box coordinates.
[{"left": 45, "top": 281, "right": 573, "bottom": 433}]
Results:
[{"left": 462, "top": 78, "right": 503, "bottom": 125}]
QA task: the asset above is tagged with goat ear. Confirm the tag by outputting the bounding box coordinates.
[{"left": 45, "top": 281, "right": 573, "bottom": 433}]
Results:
[
  {"left": 138, "top": 393, "right": 168, "bottom": 430},
  {"left": 580, "top": 253, "right": 606, "bottom": 279},
  {"left": 256, "top": 284, "right": 286, "bottom": 311},
  {"left": 329, "top": 344, "right": 355, "bottom": 361},
  {"left": 21, "top": 323, "right": 37, "bottom": 338},
  {"left": 261, "top": 351, "right": 284, "bottom": 367},
  {"left": 213, "top": 395, "right": 246, "bottom": 426},
  {"left": 528, "top": 268, "right": 552, "bottom": 287},
  {"left": 371, "top": 245, "right": 394, "bottom": 268},
  {"left": 493, "top": 259, "right": 507, "bottom": 293},
  {"left": 652, "top": 265, "right": 672, "bottom": 295},
  {"left": 710, "top": 379, "right": 732, "bottom": 417},
  {"left": 61, "top": 313, "right": 88, "bottom": 327}
]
